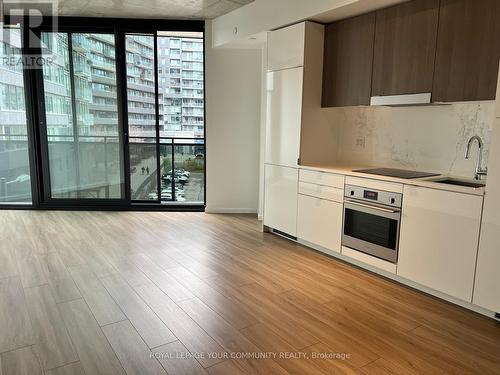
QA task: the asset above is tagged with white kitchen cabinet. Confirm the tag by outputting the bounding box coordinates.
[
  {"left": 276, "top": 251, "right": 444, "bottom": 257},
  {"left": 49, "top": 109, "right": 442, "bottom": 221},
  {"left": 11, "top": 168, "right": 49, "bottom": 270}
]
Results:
[
  {"left": 474, "top": 116, "right": 500, "bottom": 313},
  {"left": 263, "top": 22, "right": 327, "bottom": 239},
  {"left": 265, "top": 67, "right": 303, "bottom": 167},
  {"left": 297, "top": 194, "right": 342, "bottom": 255},
  {"left": 299, "top": 169, "right": 344, "bottom": 189},
  {"left": 263, "top": 164, "right": 298, "bottom": 236},
  {"left": 267, "top": 22, "right": 305, "bottom": 71},
  {"left": 298, "top": 182, "right": 343, "bottom": 202},
  {"left": 398, "top": 186, "right": 483, "bottom": 302}
]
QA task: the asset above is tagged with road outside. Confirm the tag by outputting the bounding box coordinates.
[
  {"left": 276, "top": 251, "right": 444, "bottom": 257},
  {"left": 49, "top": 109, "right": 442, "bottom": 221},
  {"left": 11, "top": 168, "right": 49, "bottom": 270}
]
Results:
[
  {"left": 130, "top": 155, "right": 158, "bottom": 199},
  {"left": 179, "top": 171, "right": 204, "bottom": 202}
]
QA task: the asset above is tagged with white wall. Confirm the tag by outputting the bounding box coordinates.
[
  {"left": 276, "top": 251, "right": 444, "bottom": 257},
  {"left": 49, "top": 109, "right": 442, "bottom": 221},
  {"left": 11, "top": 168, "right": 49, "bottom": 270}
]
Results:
[{"left": 205, "top": 21, "right": 262, "bottom": 213}]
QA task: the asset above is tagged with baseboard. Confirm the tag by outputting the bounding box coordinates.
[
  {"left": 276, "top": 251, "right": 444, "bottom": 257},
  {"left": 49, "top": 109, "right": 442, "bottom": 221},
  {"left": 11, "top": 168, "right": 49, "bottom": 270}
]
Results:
[{"left": 205, "top": 207, "right": 258, "bottom": 214}]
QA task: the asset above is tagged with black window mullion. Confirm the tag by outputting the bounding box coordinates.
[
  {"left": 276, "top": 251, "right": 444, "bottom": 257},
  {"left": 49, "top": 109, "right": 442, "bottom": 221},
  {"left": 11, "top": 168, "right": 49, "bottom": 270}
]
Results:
[
  {"left": 171, "top": 139, "right": 175, "bottom": 202},
  {"left": 21, "top": 26, "right": 41, "bottom": 206},
  {"left": 67, "top": 32, "right": 82, "bottom": 199},
  {"left": 115, "top": 30, "right": 130, "bottom": 202},
  {"left": 202, "top": 29, "right": 206, "bottom": 207},
  {"left": 154, "top": 32, "right": 161, "bottom": 204},
  {"left": 31, "top": 30, "right": 53, "bottom": 203}
]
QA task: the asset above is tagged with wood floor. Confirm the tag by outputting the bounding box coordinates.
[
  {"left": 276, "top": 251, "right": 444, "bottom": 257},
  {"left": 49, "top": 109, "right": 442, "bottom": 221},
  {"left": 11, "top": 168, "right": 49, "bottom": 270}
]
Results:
[{"left": 1, "top": 211, "right": 500, "bottom": 375}]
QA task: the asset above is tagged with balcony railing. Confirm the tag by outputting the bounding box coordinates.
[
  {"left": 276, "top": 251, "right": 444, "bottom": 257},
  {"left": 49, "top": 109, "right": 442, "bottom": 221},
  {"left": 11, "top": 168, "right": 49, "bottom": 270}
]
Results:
[
  {"left": 129, "top": 136, "right": 204, "bottom": 203},
  {"left": 0, "top": 133, "right": 204, "bottom": 204}
]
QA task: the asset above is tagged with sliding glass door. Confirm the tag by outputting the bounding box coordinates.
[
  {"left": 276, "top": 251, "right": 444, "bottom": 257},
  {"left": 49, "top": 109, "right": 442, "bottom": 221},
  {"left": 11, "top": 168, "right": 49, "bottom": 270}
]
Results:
[
  {"left": 158, "top": 32, "right": 205, "bottom": 205},
  {"left": 126, "top": 32, "right": 205, "bottom": 205},
  {"left": 0, "top": 18, "right": 205, "bottom": 210},
  {"left": 39, "top": 32, "right": 125, "bottom": 201},
  {"left": 37, "top": 30, "right": 204, "bottom": 206},
  {"left": 125, "top": 34, "right": 159, "bottom": 201}
]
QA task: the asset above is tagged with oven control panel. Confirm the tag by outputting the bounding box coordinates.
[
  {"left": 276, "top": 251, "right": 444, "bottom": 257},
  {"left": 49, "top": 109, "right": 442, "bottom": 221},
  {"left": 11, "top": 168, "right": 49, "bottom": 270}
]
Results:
[{"left": 344, "top": 185, "right": 402, "bottom": 208}]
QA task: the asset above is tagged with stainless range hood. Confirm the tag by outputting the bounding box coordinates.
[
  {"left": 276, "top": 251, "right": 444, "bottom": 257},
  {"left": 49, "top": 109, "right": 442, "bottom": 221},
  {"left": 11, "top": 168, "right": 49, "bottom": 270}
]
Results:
[{"left": 370, "top": 93, "right": 432, "bottom": 106}]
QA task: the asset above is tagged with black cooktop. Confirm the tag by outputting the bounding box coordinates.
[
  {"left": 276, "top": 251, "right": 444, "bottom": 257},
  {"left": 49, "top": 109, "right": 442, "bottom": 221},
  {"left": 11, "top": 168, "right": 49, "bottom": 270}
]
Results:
[{"left": 353, "top": 168, "right": 440, "bottom": 179}]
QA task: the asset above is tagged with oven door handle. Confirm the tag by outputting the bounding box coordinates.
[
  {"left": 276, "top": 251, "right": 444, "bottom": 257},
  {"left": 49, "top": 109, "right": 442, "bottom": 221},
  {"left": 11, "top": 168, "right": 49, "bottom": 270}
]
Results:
[{"left": 345, "top": 199, "right": 401, "bottom": 214}]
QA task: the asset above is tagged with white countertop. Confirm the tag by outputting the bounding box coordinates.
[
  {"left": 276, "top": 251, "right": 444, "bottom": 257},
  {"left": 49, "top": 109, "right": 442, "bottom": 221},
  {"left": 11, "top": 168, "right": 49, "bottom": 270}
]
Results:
[{"left": 299, "top": 164, "right": 486, "bottom": 196}]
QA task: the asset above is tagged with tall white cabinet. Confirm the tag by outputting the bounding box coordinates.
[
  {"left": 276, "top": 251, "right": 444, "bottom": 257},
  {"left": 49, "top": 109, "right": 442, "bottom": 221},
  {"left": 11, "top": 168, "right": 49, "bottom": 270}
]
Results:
[
  {"left": 474, "top": 67, "right": 500, "bottom": 313},
  {"left": 263, "top": 22, "right": 324, "bottom": 237},
  {"left": 263, "top": 165, "right": 298, "bottom": 235},
  {"left": 267, "top": 22, "right": 305, "bottom": 72},
  {"left": 265, "top": 67, "right": 303, "bottom": 168}
]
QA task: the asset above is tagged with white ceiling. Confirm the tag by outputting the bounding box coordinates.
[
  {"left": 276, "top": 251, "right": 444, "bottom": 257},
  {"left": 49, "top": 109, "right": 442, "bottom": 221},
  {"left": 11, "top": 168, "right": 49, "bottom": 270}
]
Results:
[
  {"left": 15, "top": 0, "right": 254, "bottom": 20},
  {"left": 213, "top": 0, "right": 410, "bottom": 48}
]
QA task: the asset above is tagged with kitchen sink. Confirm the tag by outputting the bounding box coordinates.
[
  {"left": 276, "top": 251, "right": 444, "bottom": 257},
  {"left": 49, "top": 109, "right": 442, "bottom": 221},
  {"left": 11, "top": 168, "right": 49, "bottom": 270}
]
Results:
[{"left": 430, "top": 178, "right": 485, "bottom": 188}]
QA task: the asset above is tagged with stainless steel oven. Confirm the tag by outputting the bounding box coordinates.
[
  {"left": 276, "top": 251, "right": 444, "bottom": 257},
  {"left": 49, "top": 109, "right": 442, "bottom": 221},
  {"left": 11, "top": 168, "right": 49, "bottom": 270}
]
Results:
[{"left": 342, "top": 185, "right": 402, "bottom": 263}]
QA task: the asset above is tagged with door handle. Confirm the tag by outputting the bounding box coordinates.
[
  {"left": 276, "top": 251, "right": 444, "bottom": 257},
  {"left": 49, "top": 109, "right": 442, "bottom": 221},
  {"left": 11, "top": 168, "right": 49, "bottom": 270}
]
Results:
[{"left": 345, "top": 199, "right": 400, "bottom": 213}]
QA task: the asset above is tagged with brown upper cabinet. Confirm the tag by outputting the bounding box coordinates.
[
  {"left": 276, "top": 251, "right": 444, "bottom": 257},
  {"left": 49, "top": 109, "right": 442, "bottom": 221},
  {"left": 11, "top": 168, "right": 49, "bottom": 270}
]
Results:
[
  {"left": 432, "top": 0, "right": 500, "bottom": 102},
  {"left": 371, "top": 0, "right": 440, "bottom": 97},
  {"left": 322, "top": 13, "right": 376, "bottom": 107},
  {"left": 321, "top": 0, "right": 500, "bottom": 107}
]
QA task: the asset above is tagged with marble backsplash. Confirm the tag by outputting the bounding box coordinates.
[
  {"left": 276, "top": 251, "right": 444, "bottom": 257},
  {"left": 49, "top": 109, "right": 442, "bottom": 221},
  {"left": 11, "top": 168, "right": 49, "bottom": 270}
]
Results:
[{"left": 325, "top": 102, "right": 495, "bottom": 178}]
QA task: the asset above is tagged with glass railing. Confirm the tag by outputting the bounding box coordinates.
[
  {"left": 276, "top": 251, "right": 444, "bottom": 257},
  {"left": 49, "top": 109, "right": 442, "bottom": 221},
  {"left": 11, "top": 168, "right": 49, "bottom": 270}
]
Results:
[
  {"left": 129, "top": 136, "right": 204, "bottom": 204},
  {"left": 0, "top": 134, "right": 32, "bottom": 203},
  {"left": 72, "top": 34, "right": 92, "bottom": 51},
  {"left": 0, "top": 133, "right": 206, "bottom": 204},
  {"left": 31, "top": 133, "right": 205, "bottom": 204}
]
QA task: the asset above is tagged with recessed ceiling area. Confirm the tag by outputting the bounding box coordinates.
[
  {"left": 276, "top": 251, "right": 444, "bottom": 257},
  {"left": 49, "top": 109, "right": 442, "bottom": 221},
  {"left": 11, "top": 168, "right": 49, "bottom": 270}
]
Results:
[{"left": 28, "top": 0, "right": 254, "bottom": 19}]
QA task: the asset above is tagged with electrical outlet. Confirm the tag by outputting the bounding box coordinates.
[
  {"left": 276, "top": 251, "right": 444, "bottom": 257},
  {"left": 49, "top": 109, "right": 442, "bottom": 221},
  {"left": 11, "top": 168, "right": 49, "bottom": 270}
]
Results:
[{"left": 355, "top": 137, "right": 366, "bottom": 148}]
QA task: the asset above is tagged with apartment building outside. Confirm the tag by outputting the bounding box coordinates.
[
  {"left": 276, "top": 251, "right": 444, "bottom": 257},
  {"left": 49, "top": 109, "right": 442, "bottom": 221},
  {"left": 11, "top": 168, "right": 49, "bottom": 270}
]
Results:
[{"left": 0, "top": 29, "right": 31, "bottom": 202}]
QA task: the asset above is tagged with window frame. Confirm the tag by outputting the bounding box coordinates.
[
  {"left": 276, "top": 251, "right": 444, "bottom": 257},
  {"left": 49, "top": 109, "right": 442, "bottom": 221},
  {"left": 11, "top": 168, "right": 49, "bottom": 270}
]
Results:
[{"left": 1, "top": 16, "right": 205, "bottom": 211}]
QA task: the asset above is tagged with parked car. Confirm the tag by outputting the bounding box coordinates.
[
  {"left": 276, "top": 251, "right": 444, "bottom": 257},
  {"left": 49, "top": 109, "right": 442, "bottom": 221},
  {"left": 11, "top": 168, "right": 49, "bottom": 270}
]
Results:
[
  {"left": 177, "top": 175, "right": 188, "bottom": 185},
  {"left": 161, "top": 187, "right": 185, "bottom": 198},
  {"left": 179, "top": 169, "right": 190, "bottom": 177},
  {"left": 166, "top": 169, "right": 190, "bottom": 178},
  {"left": 163, "top": 174, "right": 189, "bottom": 185},
  {"left": 161, "top": 192, "right": 172, "bottom": 200}
]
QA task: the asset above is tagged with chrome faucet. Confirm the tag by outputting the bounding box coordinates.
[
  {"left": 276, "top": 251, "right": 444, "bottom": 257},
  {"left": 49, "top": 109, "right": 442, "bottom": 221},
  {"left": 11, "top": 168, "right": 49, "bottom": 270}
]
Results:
[{"left": 465, "top": 136, "right": 488, "bottom": 180}]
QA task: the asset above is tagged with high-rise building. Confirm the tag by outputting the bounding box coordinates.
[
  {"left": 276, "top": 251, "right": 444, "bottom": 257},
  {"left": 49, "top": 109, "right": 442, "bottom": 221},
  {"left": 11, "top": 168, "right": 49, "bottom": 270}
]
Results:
[
  {"left": 31, "top": 33, "right": 204, "bottom": 139},
  {"left": 0, "top": 29, "right": 32, "bottom": 202},
  {"left": 0, "top": 29, "right": 29, "bottom": 138},
  {"left": 158, "top": 35, "right": 204, "bottom": 138},
  {"left": 125, "top": 35, "right": 160, "bottom": 138}
]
